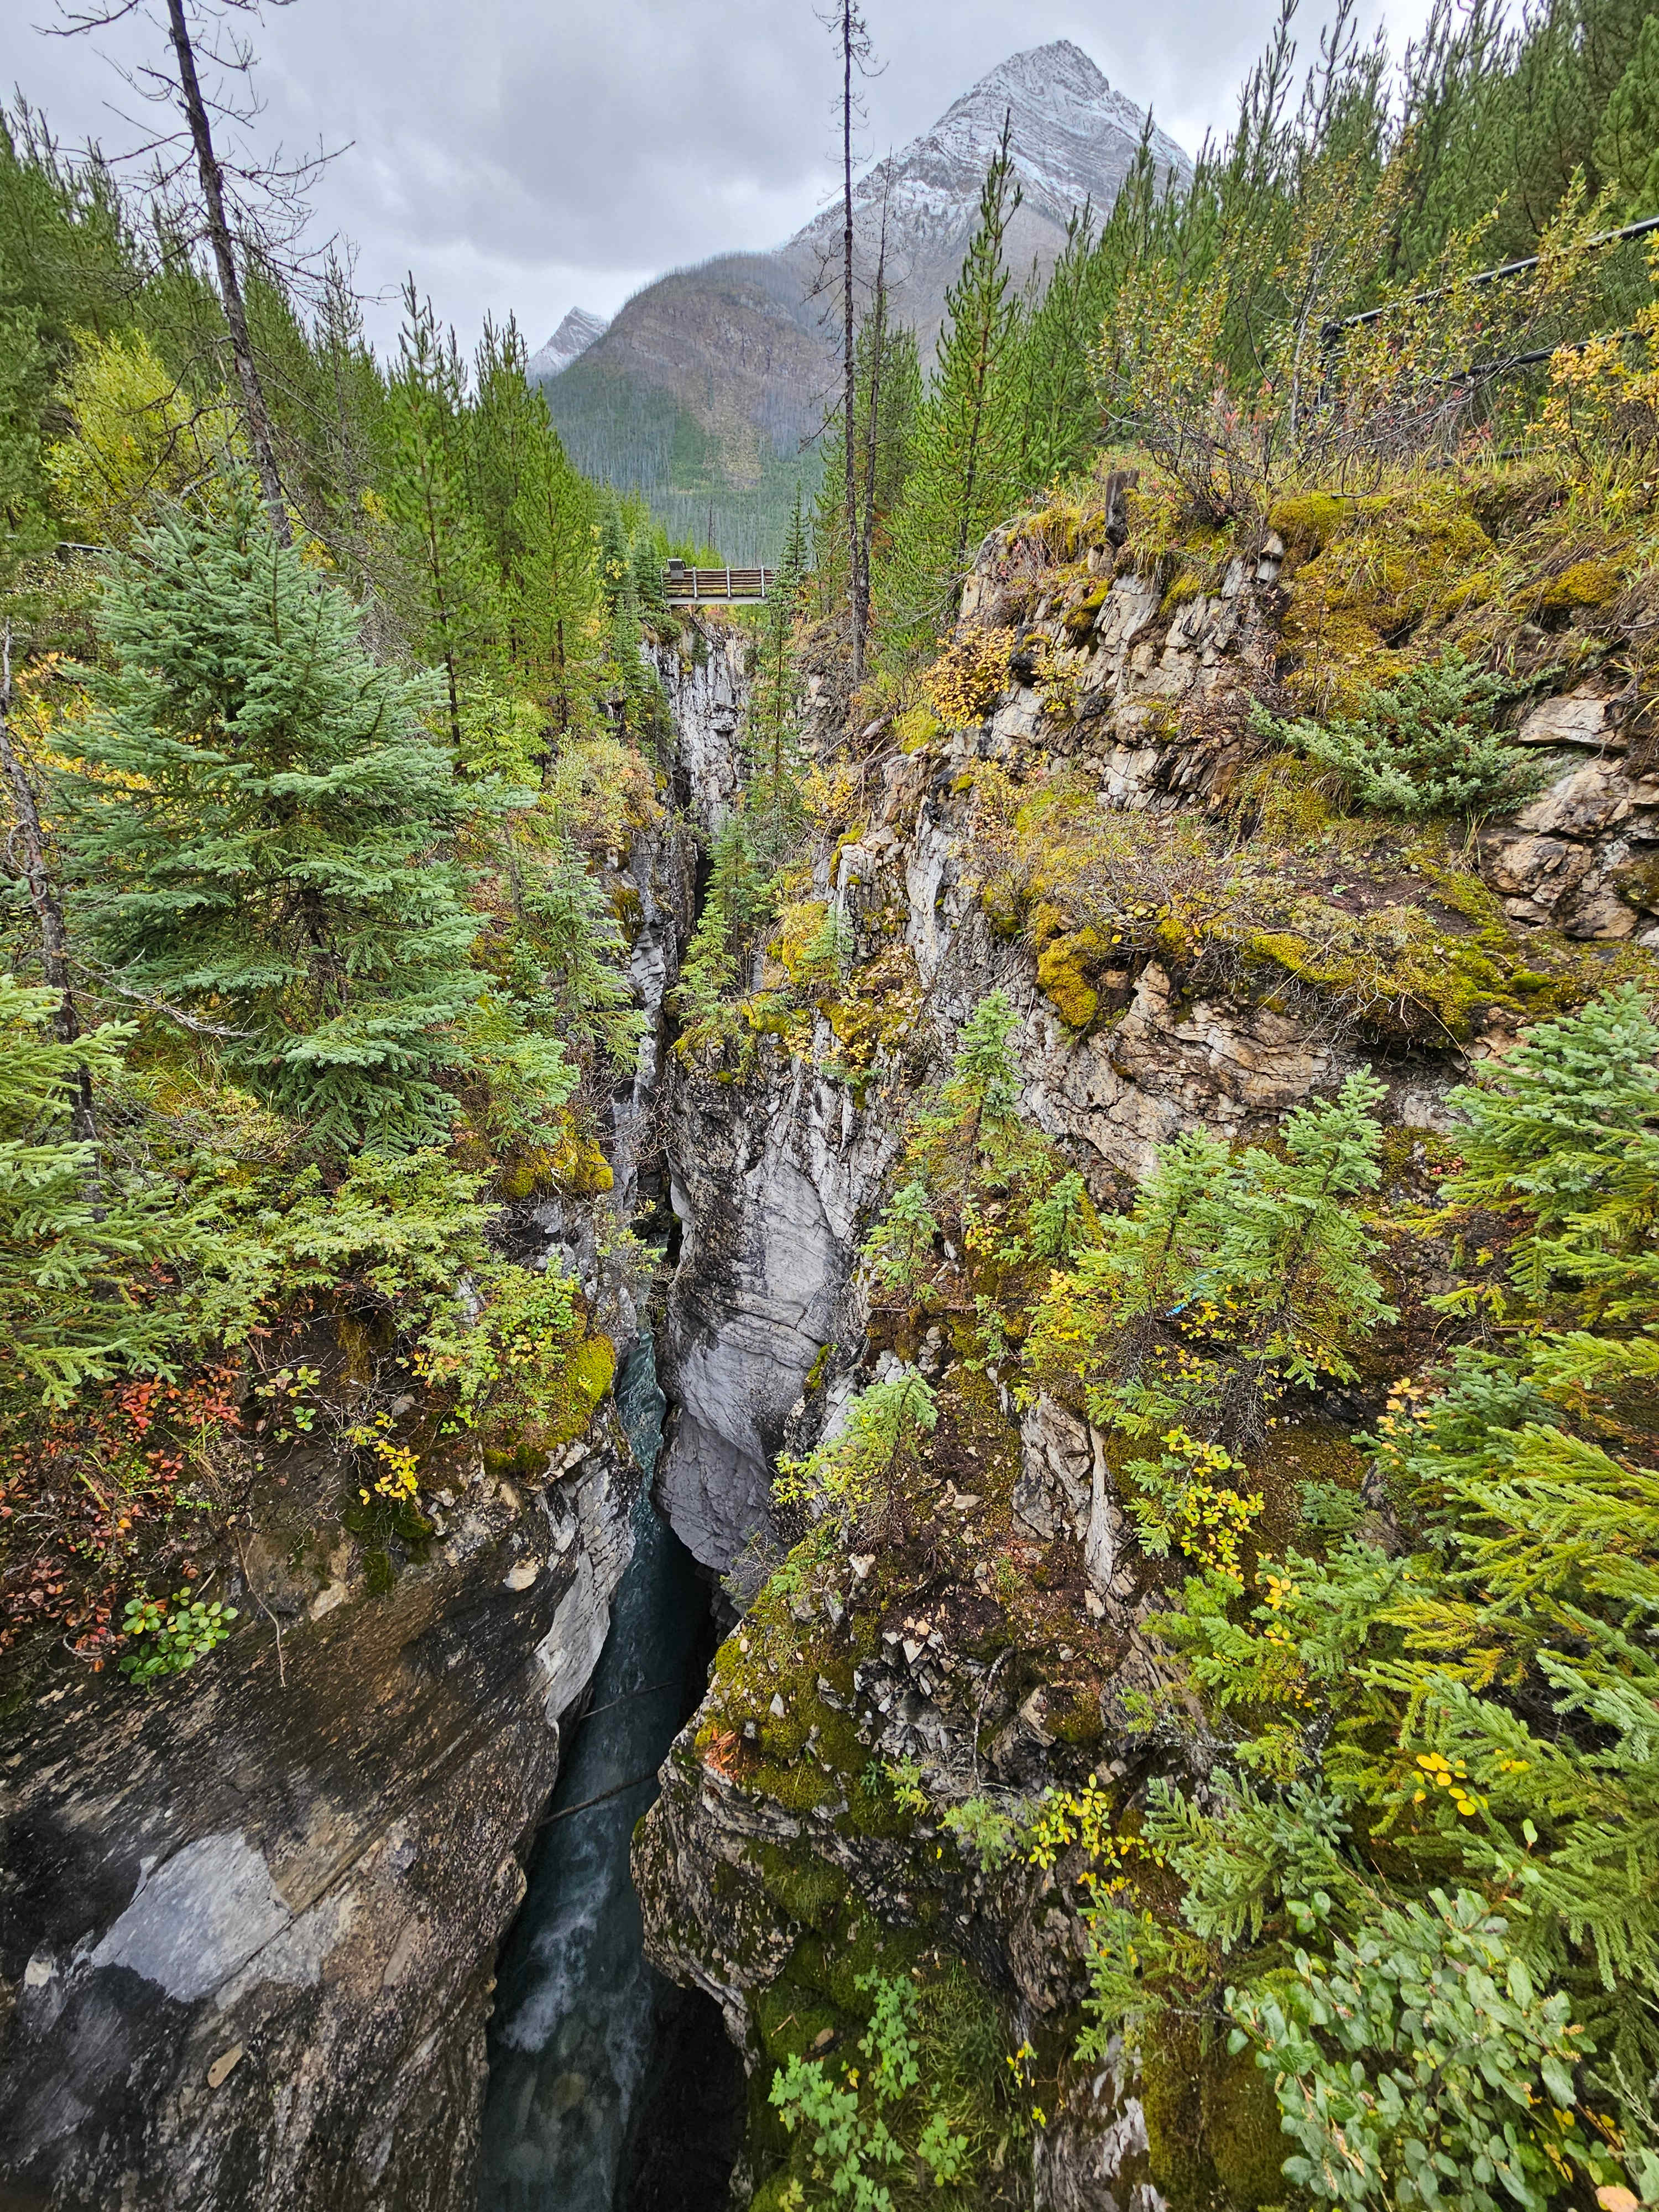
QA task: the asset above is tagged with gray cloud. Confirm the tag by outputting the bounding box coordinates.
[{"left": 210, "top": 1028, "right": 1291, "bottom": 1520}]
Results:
[{"left": 15, "top": 0, "right": 1437, "bottom": 353}]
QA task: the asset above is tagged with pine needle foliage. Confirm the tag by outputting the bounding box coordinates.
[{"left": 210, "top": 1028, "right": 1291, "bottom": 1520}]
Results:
[
  {"left": 1030, "top": 1072, "right": 1395, "bottom": 1446},
  {"left": 1439, "top": 983, "right": 1659, "bottom": 1318},
  {"left": 1255, "top": 654, "right": 1541, "bottom": 819},
  {"left": 63, "top": 494, "right": 482, "bottom": 1152},
  {"left": 1086, "top": 994, "right": 1659, "bottom": 2210},
  {"left": 382, "top": 280, "right": 498, "bottom": 747},
  {"left": 0, "top": 978, "right": 199, "bottom": 1406},
  {"left": 878, "top": 126, "right": 1026, "bottom": 649}
]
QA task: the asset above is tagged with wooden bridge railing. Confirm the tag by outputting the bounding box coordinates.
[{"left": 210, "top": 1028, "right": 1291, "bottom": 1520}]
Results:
[{"left": 664, "top": 564, "right": 774, "bottom": 602}]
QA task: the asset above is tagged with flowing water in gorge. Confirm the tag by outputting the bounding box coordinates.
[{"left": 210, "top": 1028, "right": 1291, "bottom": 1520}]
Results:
[{"left": 477, "top": 1339, "right": 738, "bottom": 2212}]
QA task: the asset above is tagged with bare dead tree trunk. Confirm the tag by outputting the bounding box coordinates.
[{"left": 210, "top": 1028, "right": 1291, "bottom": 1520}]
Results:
[
  {"left": 165, "top": 0, "right": 291, "bottom": 544},
  {"left": 857, "top": 205, "right": 889, "bottom": 647},
  {"left": 0, "top": 624, "right": 96, "bottom": 1141},
  {"left": 840, "top": 0, "right": 863, "bottom": 687}
]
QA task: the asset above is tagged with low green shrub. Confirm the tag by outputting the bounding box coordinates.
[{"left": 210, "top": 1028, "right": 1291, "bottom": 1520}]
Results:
[{"left": 1254, "top": 652, "right": 1541, "bottom": 818}]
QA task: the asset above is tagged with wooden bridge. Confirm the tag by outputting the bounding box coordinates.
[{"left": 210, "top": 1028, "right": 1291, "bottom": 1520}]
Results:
[{"left": 664, "top": 560, "right": 774, "bottom": 602}]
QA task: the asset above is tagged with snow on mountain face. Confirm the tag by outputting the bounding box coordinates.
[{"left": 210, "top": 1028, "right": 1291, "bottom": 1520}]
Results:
[
  {"left": 790, "top": 40, "right": 1189, "bottom": 265},
  {"left": 529, "top": 307, "right": 608, "bottom": 383}
]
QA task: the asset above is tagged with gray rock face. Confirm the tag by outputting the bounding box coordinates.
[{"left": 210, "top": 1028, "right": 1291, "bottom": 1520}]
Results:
[
  {"left": 0, "top": 1433, "right": 640, "bottom": 2211},
  {"left": 649, "top": 623, "right": 748, "bottom": 828},
  {"left": 1480, "top": 752, "right": 1659, "bottom": 936},
  {"left": 647, "top": 620, "right": 900, "bottom": 1571},
  {"left": 658, "top": 1056, "right": 898, "bottom": 1571}
]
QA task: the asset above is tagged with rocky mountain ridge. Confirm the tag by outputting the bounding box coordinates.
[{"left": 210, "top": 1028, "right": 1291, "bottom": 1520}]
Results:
[
  {"left": 527, "top": 306, "right": 608, "bottom": 384},
  {"left": 786, "top": 41, "right": 1190, "bottom": 357}
]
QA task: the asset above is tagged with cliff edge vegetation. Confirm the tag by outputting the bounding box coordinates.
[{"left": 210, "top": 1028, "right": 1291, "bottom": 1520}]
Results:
[{"left": 635, "top": 7, "right": 1659, "bottom": 2209}]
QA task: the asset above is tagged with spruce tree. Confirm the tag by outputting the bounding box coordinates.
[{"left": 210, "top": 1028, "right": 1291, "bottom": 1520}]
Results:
[
  {"left": 63, "top": 493, "right": 482, "bottom": 1151},
  {"left": 878, "top": 124, "right": 1027, "bottom": 648},
  {"left": 1443, "top": 984, "right": 1659, "bottom": 1312},
  {"left": 630, "top": 528, "right": 666, "bottom": 614},
  {"left": 383, "top": 279, "right": 496, "bottom": 747}
]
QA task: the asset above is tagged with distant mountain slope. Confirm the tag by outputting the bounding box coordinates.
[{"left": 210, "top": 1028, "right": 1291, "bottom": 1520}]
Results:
[
  {"left": 540, "top": 41, "right": 1189, "bottom": 561},
  {"left": 528, "top": 307, "right": 607, "bottom": 383}
]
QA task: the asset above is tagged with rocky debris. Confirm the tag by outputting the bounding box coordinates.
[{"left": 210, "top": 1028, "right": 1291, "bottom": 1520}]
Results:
[
  {"left": 1515, "top": 682, "right": 1626, "bottom": 749},
  {"left": 1480, "top": 754, "right": 1659, "bottom": 936}
]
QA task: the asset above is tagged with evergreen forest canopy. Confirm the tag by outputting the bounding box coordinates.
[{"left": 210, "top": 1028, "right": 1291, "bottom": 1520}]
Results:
[{"left": 6, "top": 1, "right": 1659, "bottom": 2208}]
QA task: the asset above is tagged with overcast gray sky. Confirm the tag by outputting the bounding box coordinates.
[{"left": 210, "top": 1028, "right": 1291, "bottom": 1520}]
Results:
[{"left": 15, "top": 0, "right": 1439, "bottom": 356}]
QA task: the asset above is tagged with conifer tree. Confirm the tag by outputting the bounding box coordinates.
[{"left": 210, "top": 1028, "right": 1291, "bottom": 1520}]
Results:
[
  {"left": 0, "top": 977, "right": 198, "bottom": 1406},
  {"left": 878, "top": 124, "right": 1026, "bottom": 648},
  {"left": 1103, "top": 993, "right": 1659, "bottom": 2202},
  {"left": 383, "top": 279, "right": 496, "bottom": 747},
  {"left": 1016, "top": 202, "right": 1100, "bottom": 489},
  {"left": 465, "top": 314, "right": 601, "bottom": 733},
  {"left": 1594, "top": 13, "right": 1659, "bottom": 215},
  {"left": 670, "top": 812, "right": 771, "bottom": 1039},
  {"left": 469, "top": 314, "right": 546, "bottom": 664},
  {"left": 597, "top": 495, "right": 631, "bottom": 612},
  {"left": 478, "top": 818, "right": 643, "bottom": 1074},
  {"left": 813, "top": 310, "right": 921, "bottom": 630},
  {"left": 1442, "top": 983, "right": 1659, "bottom": 1313},
  {"left": 516, "top": 424, "right": 597, "bottom": 739},
  {"left": 630, "top": 529, "right": 666, "bottom": 614},
  {"left": 62, "top": 493, "right": 482, "bottom": 1152},
  {"left": 746, "top": 484, "right": 808, "bottom": 859}
]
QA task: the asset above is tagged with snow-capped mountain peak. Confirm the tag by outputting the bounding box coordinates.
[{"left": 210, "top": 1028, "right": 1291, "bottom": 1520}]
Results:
[
  {"left": 528, "top": 307, "right": 608, "bottom": 384},
  {"left": 789, "top": 39, "right": 1189, "bottom": 266}
]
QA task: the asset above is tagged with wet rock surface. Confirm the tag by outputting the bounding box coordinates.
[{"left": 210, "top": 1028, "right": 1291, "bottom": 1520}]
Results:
[{"left": 0, "top": 1438, "right": 640, "bottom": 2211}]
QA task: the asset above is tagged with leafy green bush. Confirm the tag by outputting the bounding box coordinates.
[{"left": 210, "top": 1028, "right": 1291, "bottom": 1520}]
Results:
[
  {"left": 1231, "top": 1888, "right": 1615, "bottom": 2212},
  {"left": 1253, "top": 653, "right": 1540, "bottom": 818},
  {"left": 118, "top": 1585, "right": 237, "bottom": 1685},
  {"left": 768, "top": 1973, "right": 973, "bottom": 2210}
]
